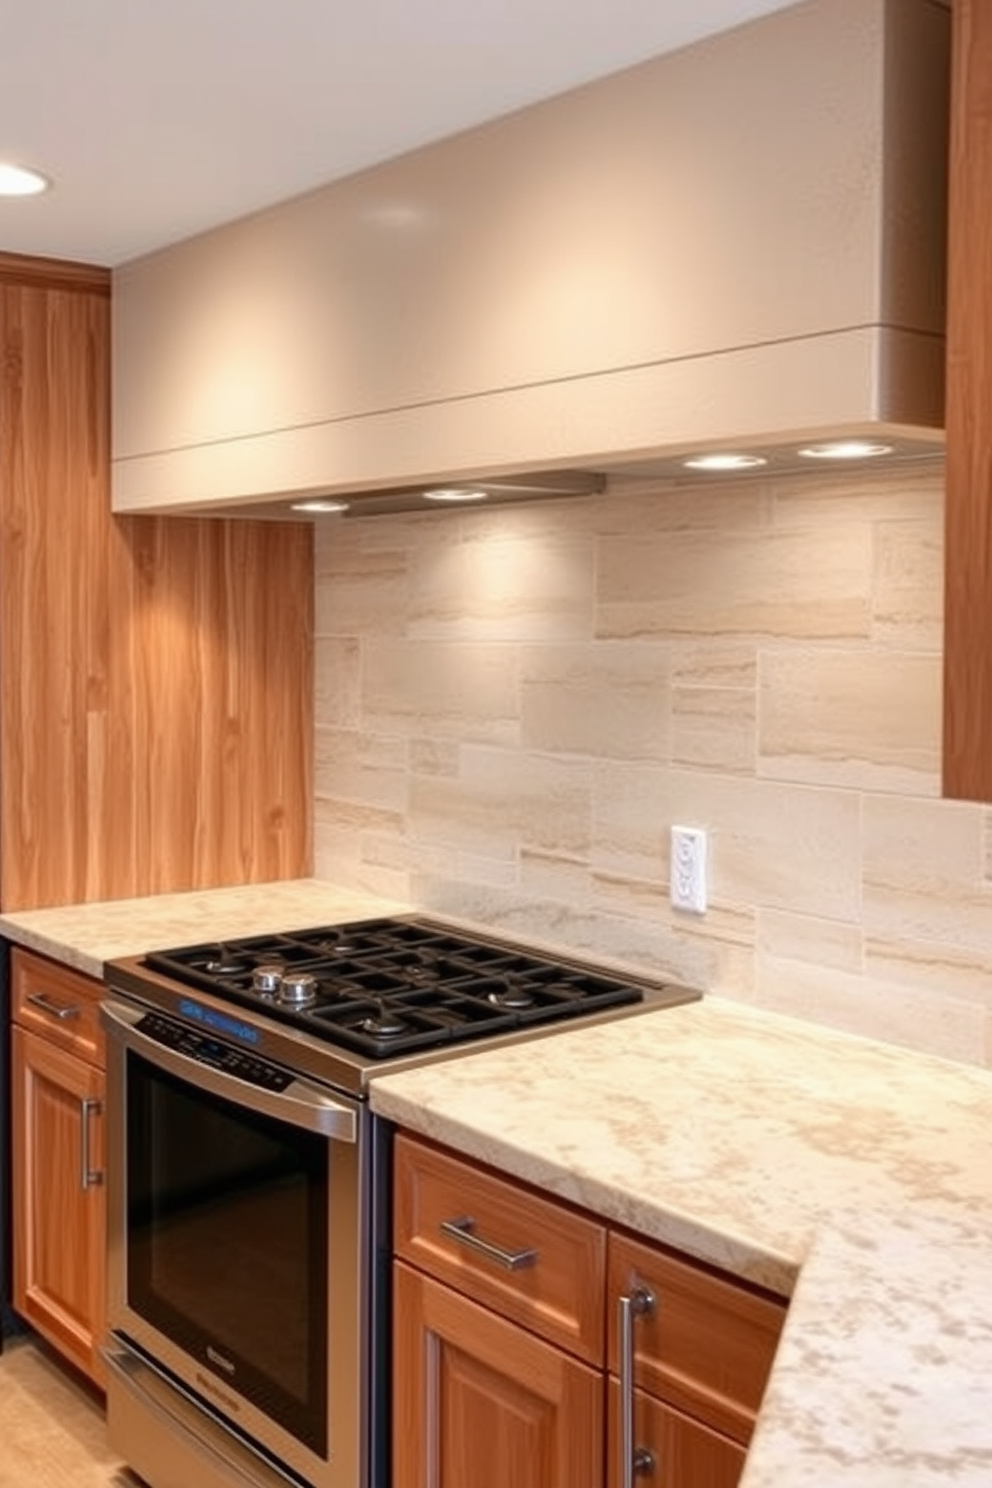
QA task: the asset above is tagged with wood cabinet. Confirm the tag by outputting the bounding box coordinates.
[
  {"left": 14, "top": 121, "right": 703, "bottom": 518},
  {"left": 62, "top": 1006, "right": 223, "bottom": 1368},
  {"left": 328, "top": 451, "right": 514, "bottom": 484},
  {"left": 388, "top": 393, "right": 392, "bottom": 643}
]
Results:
[
  {"left": 943, "top": 0, "right": 992, "bottom": 801},
  {"left": 392, "top": 1134, "right": 786, "bottom": 1488},
  {"left": 10, "top": 947, "right": 107, "bottom": 1385},
  {"left": 0, "top": 251, "right": 312, "bottom": 908}
]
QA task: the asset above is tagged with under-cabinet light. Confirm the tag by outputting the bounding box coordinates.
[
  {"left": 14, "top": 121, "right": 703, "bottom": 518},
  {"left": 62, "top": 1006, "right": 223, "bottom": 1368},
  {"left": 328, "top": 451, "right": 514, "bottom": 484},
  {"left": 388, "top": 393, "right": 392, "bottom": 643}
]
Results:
[
  {"left": 423, "top": 487, "right": 489, "bottom": 503},
  {"left": 290, "top": 499, "right": 349, "bottom": 513},
  {"left": 682, "top": 453, "right": 768, "bottom": 472},
  {"left": 0, "top": 162, "right": 50, "bottom": 196},
  {"left": 797, "top": 440, "right": 894, "bottom": 461}
]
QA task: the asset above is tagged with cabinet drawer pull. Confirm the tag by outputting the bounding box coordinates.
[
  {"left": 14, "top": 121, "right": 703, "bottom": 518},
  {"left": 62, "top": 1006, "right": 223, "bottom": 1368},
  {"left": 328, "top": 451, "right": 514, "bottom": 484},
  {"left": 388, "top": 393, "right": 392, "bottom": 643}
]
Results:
[
  {"left": 26, "top": 991, "right": 81, "bottom": 1022},
  {"left": 439, "top": 1215, "right": 538, "bottom": 1272},
  {"left": 619, "top": 1284, "right": 656, "bottom": 1488},
  {"left": 80, "top": 1097, "right": 104, "bottom": 1190}
]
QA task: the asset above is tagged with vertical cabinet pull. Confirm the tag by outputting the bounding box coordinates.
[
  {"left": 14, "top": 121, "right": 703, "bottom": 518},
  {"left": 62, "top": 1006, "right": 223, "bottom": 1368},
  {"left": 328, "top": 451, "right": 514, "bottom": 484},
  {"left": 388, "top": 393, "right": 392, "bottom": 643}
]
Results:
[
  {"left": 80, "top": 1097, "right": 104, "bottom": 1190},
  {"left": 619, "top": 1283, "right": 657, "bottom": 1488}
]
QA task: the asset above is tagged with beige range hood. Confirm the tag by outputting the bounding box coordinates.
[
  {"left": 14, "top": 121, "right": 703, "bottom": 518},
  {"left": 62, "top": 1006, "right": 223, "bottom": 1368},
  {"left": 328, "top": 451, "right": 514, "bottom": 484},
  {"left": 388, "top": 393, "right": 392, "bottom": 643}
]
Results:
[{"left": 111, "top": 0, "right": 950, "bottom": 519}]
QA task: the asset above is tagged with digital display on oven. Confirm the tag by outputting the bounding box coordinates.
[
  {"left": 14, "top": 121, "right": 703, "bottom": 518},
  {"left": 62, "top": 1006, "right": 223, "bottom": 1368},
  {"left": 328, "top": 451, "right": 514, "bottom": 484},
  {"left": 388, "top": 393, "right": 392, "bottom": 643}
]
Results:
[{"left": 178, "top": 997, "right": 261, "bottom": 1045}]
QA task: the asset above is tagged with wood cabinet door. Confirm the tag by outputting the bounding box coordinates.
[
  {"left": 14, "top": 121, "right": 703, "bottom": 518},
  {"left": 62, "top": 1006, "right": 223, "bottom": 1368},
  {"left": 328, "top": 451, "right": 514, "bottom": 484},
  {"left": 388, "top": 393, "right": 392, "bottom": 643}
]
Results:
[
  {"left": 11, "top": 1025, "right": 106, "bottom": 1387},
  {"left": 606, "top": 1379, "right": 745, "bottom": 1488},
  {"left": 393, "top": 1261, "right": 602, "bottom": 1488}
]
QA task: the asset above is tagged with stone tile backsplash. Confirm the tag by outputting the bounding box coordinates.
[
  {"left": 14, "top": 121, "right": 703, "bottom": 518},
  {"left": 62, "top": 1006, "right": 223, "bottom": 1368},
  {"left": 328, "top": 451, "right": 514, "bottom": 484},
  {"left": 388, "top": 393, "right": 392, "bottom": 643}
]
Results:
[{"left": 314, "top": 458, "right": 992, "bottom": 1068}]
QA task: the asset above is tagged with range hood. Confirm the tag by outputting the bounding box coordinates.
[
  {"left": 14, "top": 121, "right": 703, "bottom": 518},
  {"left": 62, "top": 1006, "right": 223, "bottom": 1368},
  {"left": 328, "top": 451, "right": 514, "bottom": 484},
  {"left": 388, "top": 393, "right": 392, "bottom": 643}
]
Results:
[{"left": 111, "top": 0, "right": 950, "bottom": 519}]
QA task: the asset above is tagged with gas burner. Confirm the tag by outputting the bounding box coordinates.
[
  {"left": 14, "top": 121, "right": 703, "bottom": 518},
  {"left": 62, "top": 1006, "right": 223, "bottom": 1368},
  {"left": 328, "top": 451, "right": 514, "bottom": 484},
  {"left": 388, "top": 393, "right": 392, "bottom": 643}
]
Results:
[
  {"left": 359, "top": 1001, "right": 408, "bottom": 1038},
  {"left": 278, "top": 973, "right": 318, "bottom": 1008},
  {"left": 313, "top": 933, "right": 361, "bottom": 956},
  {"left": 487, "top": 979, "right": 536, "bottom": 1010},
  {"left": 205, "top": 952, "right": 248, "bottom": 976}
]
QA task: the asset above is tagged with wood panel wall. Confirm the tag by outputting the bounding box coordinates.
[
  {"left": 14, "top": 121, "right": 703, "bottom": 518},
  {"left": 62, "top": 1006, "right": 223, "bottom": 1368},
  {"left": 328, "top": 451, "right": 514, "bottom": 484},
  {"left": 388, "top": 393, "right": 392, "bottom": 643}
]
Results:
[
  {"left": 0, "top": 253, "right": 313, "bottom": 909},
  {"left": 943, "top": 0, "right": 992, "bottom": 800}
]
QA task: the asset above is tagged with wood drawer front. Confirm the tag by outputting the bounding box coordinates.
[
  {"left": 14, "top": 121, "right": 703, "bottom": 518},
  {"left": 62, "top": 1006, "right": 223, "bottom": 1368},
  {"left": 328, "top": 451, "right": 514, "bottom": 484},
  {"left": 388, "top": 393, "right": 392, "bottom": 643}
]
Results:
[
  {"left": 394, "top": 1135, "right": 606, "bottom": 1366},
  {"left": 12, "top": 948, "right": 105, "bottom": 1068},
  {"left": 608, "top": 1232, "right": 786, "bottom": 1442},
  {"left": 606, "top": 1379, "right": 746, "bottom": 1488}
]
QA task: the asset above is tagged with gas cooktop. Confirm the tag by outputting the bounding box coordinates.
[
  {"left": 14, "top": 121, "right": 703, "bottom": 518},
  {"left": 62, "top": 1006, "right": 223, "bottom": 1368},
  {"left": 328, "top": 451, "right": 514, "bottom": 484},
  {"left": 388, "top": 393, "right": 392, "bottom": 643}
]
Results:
[{"left": 107, "top": 915, "right": 702, "bottom": 1093}]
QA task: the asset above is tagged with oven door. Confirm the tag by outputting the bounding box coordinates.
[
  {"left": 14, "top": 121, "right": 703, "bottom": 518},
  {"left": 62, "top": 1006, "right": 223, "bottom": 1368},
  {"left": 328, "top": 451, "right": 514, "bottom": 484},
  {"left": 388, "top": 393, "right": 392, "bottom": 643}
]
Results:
[{"left": 102, "top": 996, "right": 375, "bottom": 1488}]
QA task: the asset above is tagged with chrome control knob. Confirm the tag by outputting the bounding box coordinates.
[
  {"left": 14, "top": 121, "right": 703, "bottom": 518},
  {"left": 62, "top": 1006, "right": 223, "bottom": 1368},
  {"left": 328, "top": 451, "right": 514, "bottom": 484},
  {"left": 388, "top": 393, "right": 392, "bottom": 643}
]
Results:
[
  {"left": 252, "top": 965, "right": 284, "bottom": 997},
  {"left": 278, "top": 972, "right": 318, "bottom": 1007}
]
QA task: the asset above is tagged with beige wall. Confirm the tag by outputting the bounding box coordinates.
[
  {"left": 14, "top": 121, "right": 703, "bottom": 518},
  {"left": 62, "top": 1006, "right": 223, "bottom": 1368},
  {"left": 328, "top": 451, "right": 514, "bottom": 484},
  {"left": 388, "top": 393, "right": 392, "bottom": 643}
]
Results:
[{"left": 314, "top": 458, "right": 992, "bottom": 1069}]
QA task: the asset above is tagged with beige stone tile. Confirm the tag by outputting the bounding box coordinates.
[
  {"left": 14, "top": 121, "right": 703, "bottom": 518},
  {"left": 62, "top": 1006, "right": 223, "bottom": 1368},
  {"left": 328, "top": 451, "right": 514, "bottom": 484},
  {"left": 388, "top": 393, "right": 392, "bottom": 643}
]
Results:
[
  {"left": 313, "top": 798, "right": 411, "bottom": 900},
  {"left": 596, "top": 527, "right": 873, "bottom": 640},
  {"left": 757, "top": 909, "right": 864, "bottom": 973},
  {"left": 314, "top": 534, "right": 409, "bottom": 635},
  {"left": 981, "top": 809, "right": 992, "bottom": 886},
  {"left": 592, "top": 765, "right": 862, "bottom": 919},
  {"left": 862, "top": 795, "right": 992, "bottom": 956},
  {"left": 409, "top": 738, "right": 461, "bottom": 777},
  {"left": 521, "top": 642, "right": 671, "bottom": 761},
  {"left": 750, "top": 956, "right": 988, "bottom": 1066},
  {"left": 314, "top": 635, "right": 361, "bottom": 729},
  {"left": 757, "top": 649, "right": 942, "bottom": 794},
  {"left": 409, "top": 746, "right": 593, "bottom": 860},
  {"left": 865, "top": 935, "right": 992, "bottom": 1010},
  {"left": 362, "top": 638, "right": 520, "bottom": 745},
  {"left": 672, "top": 686, "right": 756, "bottom": 774},
  {"left": 520, "top": 848, "right": 595, "bottom": 906},
  {"left": 871, "top": 518, "right": 943, "bottom": 650},
  {"left": 671, "top": 641, "right": 758, "bottom": 689},
  {"left": 406, "top": 528, "right": 595, "bottom": 641},
  {"left": 314, "top": 727, "right": 407, "bottom": 811},
  {"left": 769, "top": 459, "right": 944, "bottom": 529},
  {"left": 598, "top": 477, "right": 772, "bottom": 535}
]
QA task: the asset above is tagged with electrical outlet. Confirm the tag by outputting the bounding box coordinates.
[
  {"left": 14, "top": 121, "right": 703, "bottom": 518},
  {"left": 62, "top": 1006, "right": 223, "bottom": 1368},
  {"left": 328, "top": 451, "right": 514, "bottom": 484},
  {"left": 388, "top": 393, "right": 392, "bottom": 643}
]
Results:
[{"left": 670, "top": 825, "right": 707, "bottom": 914}]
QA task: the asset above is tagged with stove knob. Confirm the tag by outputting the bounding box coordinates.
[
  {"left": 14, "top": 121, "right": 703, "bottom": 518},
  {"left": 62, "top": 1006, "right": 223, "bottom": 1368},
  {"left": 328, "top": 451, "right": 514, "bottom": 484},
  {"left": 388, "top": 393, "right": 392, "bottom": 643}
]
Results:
[
  {"left": 252, "top": 965, "right": 284, "bottom": 997},
  {"left": 278, "top": 972, "right": 318, "bottom": 1007}
]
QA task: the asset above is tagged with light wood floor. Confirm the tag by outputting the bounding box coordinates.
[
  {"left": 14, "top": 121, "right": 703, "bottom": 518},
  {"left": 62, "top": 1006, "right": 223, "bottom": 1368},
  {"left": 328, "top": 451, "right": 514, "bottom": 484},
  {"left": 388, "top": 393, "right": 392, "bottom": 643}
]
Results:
[{"left": 0, "top": 1333, "right": 140, "bottom": 1488}]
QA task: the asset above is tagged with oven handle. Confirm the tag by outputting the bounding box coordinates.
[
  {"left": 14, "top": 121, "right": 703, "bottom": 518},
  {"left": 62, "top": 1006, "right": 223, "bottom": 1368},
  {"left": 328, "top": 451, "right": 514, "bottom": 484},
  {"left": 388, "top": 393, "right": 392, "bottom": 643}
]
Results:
[{"left": 101, "top": 997, "right": 357, "bottom": 1143}]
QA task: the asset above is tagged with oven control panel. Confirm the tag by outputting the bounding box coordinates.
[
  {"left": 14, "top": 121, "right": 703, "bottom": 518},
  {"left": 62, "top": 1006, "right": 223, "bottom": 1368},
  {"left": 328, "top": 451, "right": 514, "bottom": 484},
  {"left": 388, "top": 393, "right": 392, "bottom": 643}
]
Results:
[{"left": 136, "top": 1010, "right": 294, "bottom": 1092}]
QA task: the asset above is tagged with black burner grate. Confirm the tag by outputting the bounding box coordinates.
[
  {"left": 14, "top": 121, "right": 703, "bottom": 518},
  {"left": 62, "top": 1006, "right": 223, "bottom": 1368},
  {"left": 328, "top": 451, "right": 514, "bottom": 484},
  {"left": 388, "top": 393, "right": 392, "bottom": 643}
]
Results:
[{"left": 143, "top": 918, "right": 645, "bottom": 1058}]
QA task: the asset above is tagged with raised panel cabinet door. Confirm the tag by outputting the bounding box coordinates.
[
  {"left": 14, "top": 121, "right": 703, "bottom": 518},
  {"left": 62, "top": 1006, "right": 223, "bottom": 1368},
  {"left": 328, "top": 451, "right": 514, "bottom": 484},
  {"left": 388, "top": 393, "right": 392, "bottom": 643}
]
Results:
[
  {"left": 606, "top": 1379, "right": 746, "bottom": 1488},
  {"left": 392, "top": 1261, "right": 603, "bottom": 1488},
  {"left": 11, "top": 1025, "right": 107, "bottom": 1387}
]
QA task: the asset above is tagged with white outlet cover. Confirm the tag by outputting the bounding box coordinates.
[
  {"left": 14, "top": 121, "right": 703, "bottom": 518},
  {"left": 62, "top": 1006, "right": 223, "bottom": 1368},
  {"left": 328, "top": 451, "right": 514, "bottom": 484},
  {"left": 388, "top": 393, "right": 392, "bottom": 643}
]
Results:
[{"left": 670, "top": 825, "right": 707, "bottom": 914}]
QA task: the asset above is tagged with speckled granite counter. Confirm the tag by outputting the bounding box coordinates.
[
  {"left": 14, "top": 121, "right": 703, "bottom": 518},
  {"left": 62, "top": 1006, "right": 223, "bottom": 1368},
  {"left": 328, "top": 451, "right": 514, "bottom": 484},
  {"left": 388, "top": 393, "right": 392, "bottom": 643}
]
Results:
[
  {"left": 0, "top": 879, "right": 405, "bottom": 978},
  {"left": 369, "top": 998, "right": 992, "bottom": 1487}
]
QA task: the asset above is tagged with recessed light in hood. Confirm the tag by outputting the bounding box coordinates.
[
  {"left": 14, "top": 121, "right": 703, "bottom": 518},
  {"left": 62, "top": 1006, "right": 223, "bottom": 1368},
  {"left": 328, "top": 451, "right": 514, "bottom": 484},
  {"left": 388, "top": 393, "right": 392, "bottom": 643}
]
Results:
[{"left": 278, "top": 470, "right": 607, "bottom": 519}]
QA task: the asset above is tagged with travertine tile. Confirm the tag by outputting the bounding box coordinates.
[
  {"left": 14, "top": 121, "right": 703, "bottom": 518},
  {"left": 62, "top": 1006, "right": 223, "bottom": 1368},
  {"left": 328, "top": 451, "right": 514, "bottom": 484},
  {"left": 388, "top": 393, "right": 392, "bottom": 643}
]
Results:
[
  {"left": 862, "top": 796, "right": 988, "bottom": 947},
  {"left": 769, "top": 459, "right": 944, "bottom": 528},
  {"left": 314, "top": 534, "right": 409, "bottom": 635},
  {"left": 314, "top": 635, "right": 361, "bottom": 729},
  {"left": 672, "top": 685, "right": 756, "bottom": 773},
  {"left": 757, "top": 909, "right": 864, "bottom": 973},
  {"left": 409, "top": 745, "right": 593, "bottom": 860},
  {"left": 592, "top": 764, "right": 862, "bottom": 919},
  {"left": 361, "top": 638, "right": 520, "bottom": 745},
  {"left": 871, "top": 518, "right": 943, "bottom": 649},
  {"left": 596, "top": 527, "right": 873, "bottom": 640},
  {"left": 671, "top": 640, "right": 759, "bottom": 689},
  {"left": 758, "top": 649, "right": 942, "bottom": 793},
  {"left": 406, "top": 528, "right": 595, "bottom": 641},
  {"left": 521, "top": 642, "right": 671, "bottom": 761},
  {"left": 314, "top": 727, "right": 408, "bottom": 811}
]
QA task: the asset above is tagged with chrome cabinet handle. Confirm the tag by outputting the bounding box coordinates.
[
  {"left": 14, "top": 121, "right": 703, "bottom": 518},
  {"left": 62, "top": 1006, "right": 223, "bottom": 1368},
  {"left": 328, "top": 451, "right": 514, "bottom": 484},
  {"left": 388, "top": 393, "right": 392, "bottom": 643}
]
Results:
[
  {"left": 619, "top": 1284, "right": 657, "bottom": 1488},
  {"left": 80, "top": 1097, "right": 103, "bottom": 1190},
  {"left": 439, "top": 1215, "right": 538, "bottom": 1272},
  {"left": 27, "top": 991, "right": 81, "bottom": 1021}
]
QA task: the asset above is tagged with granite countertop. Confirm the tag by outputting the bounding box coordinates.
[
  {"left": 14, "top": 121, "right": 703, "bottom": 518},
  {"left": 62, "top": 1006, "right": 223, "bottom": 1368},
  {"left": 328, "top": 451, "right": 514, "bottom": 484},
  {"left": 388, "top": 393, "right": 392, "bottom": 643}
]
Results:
[
  {"left": 0, "top": 879, "right": 407, "bottom": 978},
  {"left": 369, "top": 998, "right": 992, "bottom": 1488},
  {"left": 3, "top": 889, "right": 991, "bottom": 1482}
]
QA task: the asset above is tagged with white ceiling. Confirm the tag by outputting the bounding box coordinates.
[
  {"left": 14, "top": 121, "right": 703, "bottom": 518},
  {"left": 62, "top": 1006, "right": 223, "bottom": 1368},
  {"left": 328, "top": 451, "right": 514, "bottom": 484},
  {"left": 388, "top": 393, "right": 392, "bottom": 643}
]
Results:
[{"left": 0, "top": 0, "right": 798, "bottom": 268}]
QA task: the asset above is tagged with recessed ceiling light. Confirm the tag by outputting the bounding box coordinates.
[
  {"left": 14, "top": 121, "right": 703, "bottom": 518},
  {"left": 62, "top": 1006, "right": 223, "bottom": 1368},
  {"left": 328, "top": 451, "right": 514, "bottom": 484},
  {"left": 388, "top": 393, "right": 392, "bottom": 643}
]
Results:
[
  {"left": 797, "top": 440, "right": 894, "bottom": 461},
  {"left": 423, "top": 487, "right": 489, "bottom": 503},
  {"left": 682, "top": 453, "right": 769, "bottom": 472},
  {"left": 290, "top": 499, "right": 349, "bottom": 514},
  {"left": 0, "top": 162, "right": 51, "bottom": 197}
]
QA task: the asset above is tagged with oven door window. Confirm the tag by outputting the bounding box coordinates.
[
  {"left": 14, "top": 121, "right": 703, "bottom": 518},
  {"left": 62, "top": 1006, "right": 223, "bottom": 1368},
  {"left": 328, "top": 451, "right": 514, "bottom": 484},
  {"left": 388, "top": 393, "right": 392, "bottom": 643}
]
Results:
[{"left": 125, "top": 1051, "right": 329, "bottom": 1456}]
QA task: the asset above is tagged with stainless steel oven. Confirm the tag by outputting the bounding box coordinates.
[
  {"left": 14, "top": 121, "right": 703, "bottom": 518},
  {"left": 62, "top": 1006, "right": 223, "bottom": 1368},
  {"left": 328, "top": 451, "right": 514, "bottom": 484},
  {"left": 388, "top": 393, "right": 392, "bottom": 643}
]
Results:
[
  {"left": 101, "top": 915, "right": 700, "bottom": 1488},
  {"left": 102, "top": 997, "right": 390, "bottom": 1488}
]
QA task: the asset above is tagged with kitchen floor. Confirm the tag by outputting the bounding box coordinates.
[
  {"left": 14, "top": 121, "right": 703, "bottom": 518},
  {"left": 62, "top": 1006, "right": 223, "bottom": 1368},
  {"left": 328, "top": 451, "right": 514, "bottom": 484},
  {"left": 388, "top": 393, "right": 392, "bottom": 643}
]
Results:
[{"left": 0, "top": 1334, "right": 140, "bottom": 1487}]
